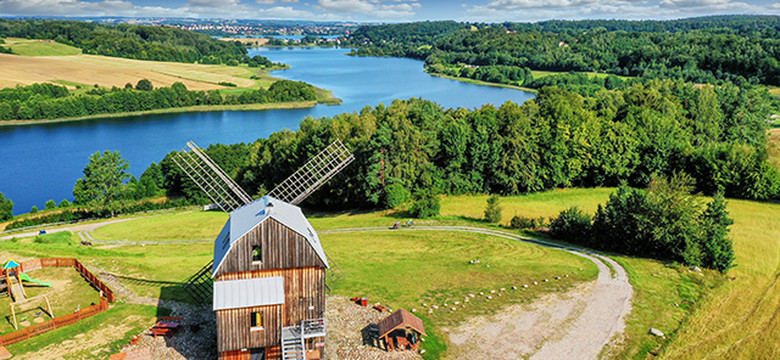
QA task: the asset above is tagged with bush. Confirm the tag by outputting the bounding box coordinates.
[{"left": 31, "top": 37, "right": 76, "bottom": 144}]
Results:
[
  {"left": 484, "top": 195, "right": 503, "bottom": 223},
  {"left": 550, "top": 207, "right": 592, "bottom": 243},
  {"left": 30, "top": 205, "right": 38, "bottom": 214},
  {"left": 218, "top": 81, "right": 237, "bottom": 87},
  {"left": 226, "top": 59, "right": 239, "bottom": 66},
  {"left": 509, "top": 215, "right": 546, "bottom": 229},
  {"left": 45, "top": 199, "right": 56, "bottom": 210},
  {"left": 409, "top": 190, "right": 440, "bottom": 218},
  {"left": 384, "top": 183, "right": 411, "bottom": 209},
  {"left": 136, "top": 79, "right": 153, "bottom": 91},
  {"left": 58, "top": 199, "right": 71, "bottom": 208},
  {"left": 0, "top": 192, "right": 12, "bottom": 221}
]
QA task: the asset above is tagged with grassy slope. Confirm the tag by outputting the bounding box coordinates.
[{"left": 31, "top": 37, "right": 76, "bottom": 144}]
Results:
[
  {"left": 769, "top": 128, "right": 780, "bottom": 170},
  {"left": 2, "top": 38, "right": 81, "bottom": 56},
  {"left": 3, "top": 188, "right": 777, "bottom": 358}
]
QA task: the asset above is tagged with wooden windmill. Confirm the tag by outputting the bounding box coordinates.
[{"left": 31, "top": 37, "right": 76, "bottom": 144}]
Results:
[{"left": 172, "top": 139, "right": 353, "bottom": 360}]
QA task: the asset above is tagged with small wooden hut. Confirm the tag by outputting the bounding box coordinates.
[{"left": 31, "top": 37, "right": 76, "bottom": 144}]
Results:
[{"left": 377, "top": 309, "right": 426, "bottom": 351}]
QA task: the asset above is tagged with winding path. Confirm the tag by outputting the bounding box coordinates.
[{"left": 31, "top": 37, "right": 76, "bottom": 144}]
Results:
[{"left": 322, "top": 226, "right": 633, "bottom": 360}]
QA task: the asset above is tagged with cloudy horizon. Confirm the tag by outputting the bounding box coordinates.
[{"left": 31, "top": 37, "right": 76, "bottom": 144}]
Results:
[{"left": 0, "top": 0, "right": 778, "bottom": 23}]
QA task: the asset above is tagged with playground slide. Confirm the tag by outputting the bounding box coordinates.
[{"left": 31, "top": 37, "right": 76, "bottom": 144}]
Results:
[
  {"left": 19, "top": 273, "right": 52, "bottom": 287},
  {"left": 8, "top": 276, "right": 26, "bottom": 302}
]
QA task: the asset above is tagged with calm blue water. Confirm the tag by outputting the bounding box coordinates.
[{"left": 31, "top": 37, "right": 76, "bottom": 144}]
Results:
[{"left": 0, "top": 47, "right": 533, "bottom": 215}]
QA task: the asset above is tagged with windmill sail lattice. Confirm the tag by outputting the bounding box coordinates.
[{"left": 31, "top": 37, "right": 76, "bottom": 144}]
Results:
[
  {"left": 172, "top": 139, "right": 352, "bottom": 304},
  {"left": 171, "top": 141, "right": 253, "bottom": 213},
  {"left": 268, "top": 139, "right": 354, "bottom": 205}
]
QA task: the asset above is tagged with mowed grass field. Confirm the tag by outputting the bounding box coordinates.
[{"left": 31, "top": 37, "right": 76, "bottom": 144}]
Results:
[
  {"left": 2, "top": 188, "right": 778, "bottom": 358},
  {"left": 0, "top": 36, "right": 297, "bottom": 92},
  {"left": 769, "top": 128, "right": 780, "bottom": 169},
  {"left": 1, "top": 38, "right": 81, "bottom": 56}
]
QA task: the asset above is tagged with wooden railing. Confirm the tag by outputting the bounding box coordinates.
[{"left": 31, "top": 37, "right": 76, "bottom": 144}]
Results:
[
  {"left": 0, "top": 297, "right": 108, "bottom": 346},
  {"left": 18, "top": 257, "right": 114, "bottom": 302},
  {"left": 0, "top": 257, "right": 116, "bottom": 345}
]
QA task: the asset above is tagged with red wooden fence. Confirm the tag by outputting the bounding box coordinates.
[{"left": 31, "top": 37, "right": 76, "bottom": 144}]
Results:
[{"left": 0, "top": 257, "right": 116, "bottom": 346}]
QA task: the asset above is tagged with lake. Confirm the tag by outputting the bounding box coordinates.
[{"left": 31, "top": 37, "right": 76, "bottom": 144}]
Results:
[{"left": 0, "top": 47, "right": 534, "bottom": 215}]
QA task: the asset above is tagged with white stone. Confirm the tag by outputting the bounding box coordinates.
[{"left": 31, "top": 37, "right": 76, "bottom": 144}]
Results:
[
  {"left": 523, "top": 284, "right": 529, "bottom": 288},
  {"left": 511, "top": 286, "right": 517, "bottom": 290},
  {"left": 490, "top": 290, "right": 496, "bottom": 293},
  {"left": 454, "top": 301, "right": 460, "bottom": 305},
  {"left": 533, "top": 281, "right": 538, "bottom": 285},
  {"left": 543, "top": 279, "right": 548, "bottom": 282},
  {"left": 468, "top": 294, "right": 475, "bottom": 298},
  {"left": 649, "top": 328, "right": 665, "bottom": 337},
  {"left": 411, "top": 309, "right": 416, "bottom": 312},
  {"left": 432, "top": 305, "right": 439, "bottom": 309},
  {"left": 500, "top": 288, "right": 505, "bottom": 291}
]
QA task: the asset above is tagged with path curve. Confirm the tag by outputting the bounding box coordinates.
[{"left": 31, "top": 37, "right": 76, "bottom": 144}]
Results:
[{"left": 322, "top": 226, "right": 633, "bottom": 360}]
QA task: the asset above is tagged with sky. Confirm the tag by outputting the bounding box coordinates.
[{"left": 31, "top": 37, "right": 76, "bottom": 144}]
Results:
[{"left": 0, "top": 0, "right": 779, "bottom": 23}]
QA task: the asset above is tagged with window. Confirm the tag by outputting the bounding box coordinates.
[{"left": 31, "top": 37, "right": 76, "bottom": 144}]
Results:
[
  {"left": 252, "top": 245, "right": 262, "bottom": 263},
  {"left": 250, "top": 311, "right": 263, "bottom": 330}
]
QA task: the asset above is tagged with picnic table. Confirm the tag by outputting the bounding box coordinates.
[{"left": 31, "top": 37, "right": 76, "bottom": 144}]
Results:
[{"left": 150, "top": 317, "right": 182, "bottom": 338}]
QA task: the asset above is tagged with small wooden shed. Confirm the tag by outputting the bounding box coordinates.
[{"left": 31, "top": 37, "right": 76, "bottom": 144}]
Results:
[{"left": 377, "top": 309, "right": 426, "bottom": 351}]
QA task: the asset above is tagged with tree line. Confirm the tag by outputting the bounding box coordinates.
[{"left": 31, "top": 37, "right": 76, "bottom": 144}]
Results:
[
  {"left": 150, "top": 81, "right": 778, "bottom": 210},
  {"left": 345, "top": 16, "right": 780, "bottom": 87},
  {"left": 0, "top": 80, "right": 318, "bottom": 121},
  {"left": 550, "top": 175, "right": 735, "bottom": 272},
  {"left": 0, "top": 19, "right": 248, "bottom": 65}
]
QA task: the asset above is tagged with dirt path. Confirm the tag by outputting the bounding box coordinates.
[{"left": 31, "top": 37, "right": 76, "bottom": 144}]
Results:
[{"left": 322, "top": 226, "right": 633, "bottom": 360}]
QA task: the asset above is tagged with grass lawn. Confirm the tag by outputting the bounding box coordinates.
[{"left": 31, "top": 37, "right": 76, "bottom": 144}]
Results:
[
  {"left": 3, "top": 188, "right": 777, "bottom": 359},
  {"left": 5, "top": 303, "right": 161, "bottom": 359},
  {"left": 1, "top": 38, "right": 81, "bottom": 56},
  {"left": 0, "top": 267, "right": 102, "bottom": 335},
  {"left": 323, "top": 230, "right": 597, "bottom": 359},
  {"left": 530, "top": 69, "right": 634, "bottom": 81},
  {"left": 769, "top": 128, "right": 780, "bottom": 170},
  {"left": 90, "top": 211, "right": 227, "bottom": 241}
]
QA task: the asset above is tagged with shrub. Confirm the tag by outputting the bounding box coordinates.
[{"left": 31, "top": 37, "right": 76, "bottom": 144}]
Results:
[
  {"left": 484, "top": 195, "right": 503, "bottom": 223},
  {"left": 550, "top": 207, "right": 592, "bottom": 244},
  {"left": 45, "top": 199, "right": 56, "bottom": 210},
  {"left": 409, "top": 190, "right": 440, "bottom": 218},
  {"left": 136, "top": 79, "right": 153, "bottom": 91},
  {"left": 384, "top": 183, "right": 411, "bottom": 209},
  {"left": 218, "top": 81, "right": 237, "bottom": 87},
  {"left": 58, "top": 199, "right": 71, "bottom": 208},
  {"left": 0, "top": 192, "right": 12, "bottom": 221},
  {"left": 30, "top": 205, "right": 38, "bottom": 214},
  {"left": 509, "top": 215, "right": 546, "bottom": 229}
]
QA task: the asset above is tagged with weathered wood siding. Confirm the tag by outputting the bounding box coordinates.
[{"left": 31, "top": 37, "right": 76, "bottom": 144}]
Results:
[
  {"left": 216, "top": 217, "right": 325, "bottom": 278},
  {"left": 218, "top": 267, "right": 326, "bottom": 327},
  {"left": 216, "top": 304, "right": 282, "bottom": 352}
]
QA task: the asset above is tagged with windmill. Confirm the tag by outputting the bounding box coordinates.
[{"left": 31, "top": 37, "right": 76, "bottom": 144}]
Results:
[
  {"left": 173, "top": 139, "right": 353, "bottom": 304},
  {"left": 172, "top": 139, "right": 353, "bottom": 360}
]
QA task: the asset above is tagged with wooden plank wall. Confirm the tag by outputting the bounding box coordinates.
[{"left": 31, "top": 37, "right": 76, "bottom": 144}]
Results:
[
  {"left": 218, "top": 267, "right": 325, "bottom": 327},
  {"left": 217, "top": 304, "right": 281, "bottom": 352},
  {"left": 216, "top": 218, "right": 325, "bottom": 277}
]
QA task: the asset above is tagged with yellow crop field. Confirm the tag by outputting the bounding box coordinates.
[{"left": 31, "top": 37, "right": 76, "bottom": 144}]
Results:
[{"left": 0, "top": 53, "right": 259, "bottom": 91}]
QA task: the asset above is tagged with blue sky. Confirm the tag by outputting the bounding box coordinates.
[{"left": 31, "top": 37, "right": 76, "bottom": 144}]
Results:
[{"left": 0, "top": 0, "right": 779, "bottom": 22}]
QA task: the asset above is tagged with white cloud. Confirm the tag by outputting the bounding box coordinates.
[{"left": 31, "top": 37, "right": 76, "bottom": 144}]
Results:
[
  {"left": 256, "top": 0, "right": 277, "bottom": 4},
  {"left": 315, "top": 0, "right": 420, "bottom": 18},
  {"left": 0, "top": 0, "right": 187, "bottom": 17},
  {"left": 254, "top": 6, "right": 316, "bottom": 18}
]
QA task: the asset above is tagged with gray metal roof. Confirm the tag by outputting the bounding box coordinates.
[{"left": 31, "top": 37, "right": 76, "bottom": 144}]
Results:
[
  {"left": 212, "top": 196, "right": 329, "bottom": 277},
  {"left": 213, "top": 276, "right": 285, "bottom": 311}
]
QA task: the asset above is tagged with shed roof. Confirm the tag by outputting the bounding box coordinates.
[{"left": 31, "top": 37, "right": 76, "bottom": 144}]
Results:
[
  {"left": 377, "top": 308, "right": 427, "bottom": 338},
  {"left": 213, "top": 276, "right": 285, "bottom": 311},
  {"left": 212, "top": 196, "right": 328, "bottom": 277}
]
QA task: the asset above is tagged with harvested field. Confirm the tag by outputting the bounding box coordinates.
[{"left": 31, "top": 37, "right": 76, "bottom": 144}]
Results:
[
  {"left": 219, "top": 37, "right": 269, "bottom": 46},
  {"left": 0, "top": 53, "right": 255, "bottom": 90}
]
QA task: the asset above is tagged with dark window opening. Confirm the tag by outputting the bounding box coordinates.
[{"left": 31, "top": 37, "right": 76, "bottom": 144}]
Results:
[
  {"left": 252, "top": 245, "right": 262, "bottom": 263},
  {"left": 251, "top": 311, "right": 263, "bottom": 329}
]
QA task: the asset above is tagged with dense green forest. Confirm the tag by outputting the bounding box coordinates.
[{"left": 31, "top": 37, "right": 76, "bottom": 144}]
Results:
[
  {"left": 0, "top": 80, "right": 317, "bottom": 121},
  {"left": 347, "top": 16, "right": 780, "bottom": 87},
  {"left": 0, "top": 19, "right": 248, "bottom": 64},
  {"left": 143, "top": 80, "right": 778, "bottom": 212}
]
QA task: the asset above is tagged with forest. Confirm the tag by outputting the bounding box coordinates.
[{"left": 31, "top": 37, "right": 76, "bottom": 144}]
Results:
[
  {"left": 0, "top": 80, "right": 318, "bottom": 121},
  {"left": 142, "top": 80, "right": 778, "bottom": 213},
  {"left": 347, "top": 16, "right": 780, "bottom": 87},
  {"left": 0, "top": 19, "right": 248, "bottom": 64}
]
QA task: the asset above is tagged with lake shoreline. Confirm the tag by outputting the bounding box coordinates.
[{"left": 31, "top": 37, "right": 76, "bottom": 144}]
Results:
[
  {"left": 428, "top": 72, "right": 538, "bottom": 93},
  {"left": 0, "top": 99, "right": 345, "bottom": 127}
]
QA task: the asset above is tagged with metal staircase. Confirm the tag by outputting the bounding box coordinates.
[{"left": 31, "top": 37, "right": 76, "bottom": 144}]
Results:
[{"left": 281, "top": 318, "right": 326, "bottom": 360}]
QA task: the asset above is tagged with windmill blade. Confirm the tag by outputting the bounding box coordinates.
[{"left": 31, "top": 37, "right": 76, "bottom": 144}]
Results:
[
  {"left": 172, "top": 141, "right": 253, "bottom": 213},
  {"left": 268, "top": 139, "right": 354, "bottom": 205}
]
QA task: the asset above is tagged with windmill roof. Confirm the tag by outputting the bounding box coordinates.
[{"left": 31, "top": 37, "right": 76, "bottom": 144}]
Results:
[
  {"left": 213, "top": 276, "right": 285, "bottom": 311},
  {"left": 212, "top": 196, "right": 328, "bottom": 277}
]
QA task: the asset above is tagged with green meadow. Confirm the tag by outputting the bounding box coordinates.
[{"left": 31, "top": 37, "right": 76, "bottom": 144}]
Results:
[{"left": 0, "top": 188, "right": 777, "bottom": 359}]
